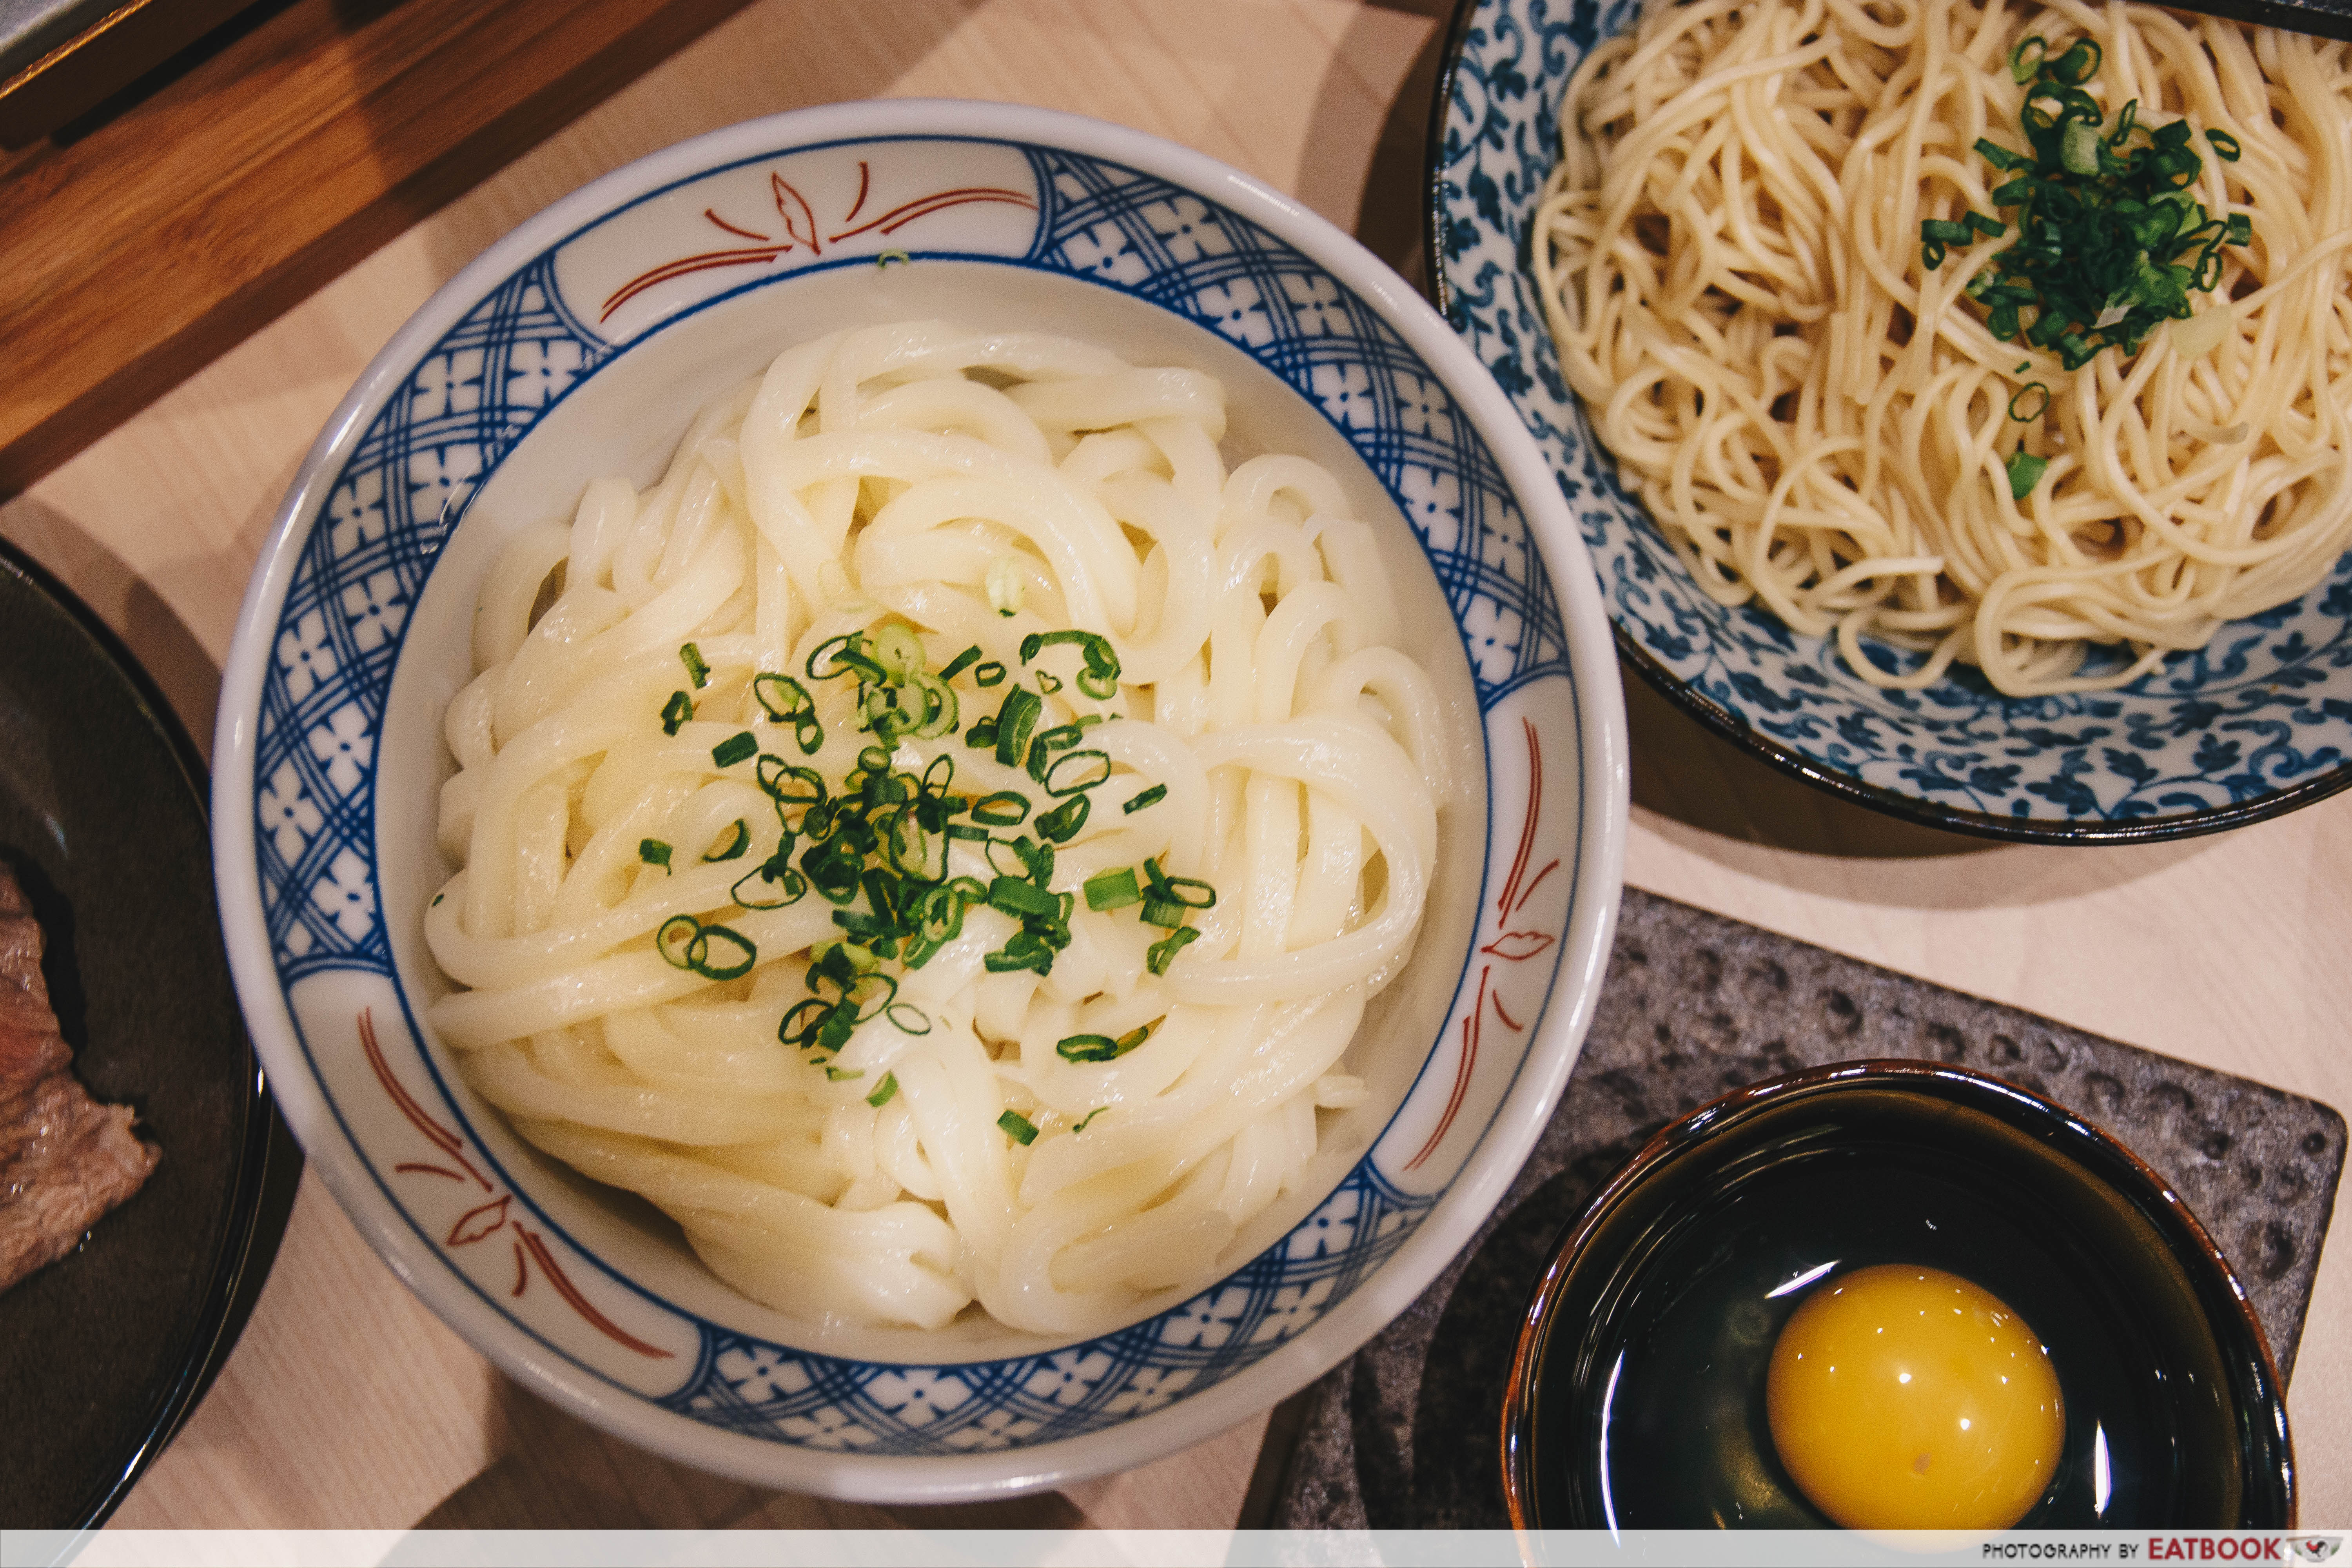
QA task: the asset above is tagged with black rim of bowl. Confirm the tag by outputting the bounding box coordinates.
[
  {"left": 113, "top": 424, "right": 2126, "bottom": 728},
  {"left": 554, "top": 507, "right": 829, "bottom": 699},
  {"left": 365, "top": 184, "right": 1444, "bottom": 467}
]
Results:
[
  {"left": 0, "top": 535, "right": 302, "bottom": 1532},
  {"left": 1419, "top": 0, "right": 2352, "bottom": 847},
  {"left": 1497, "top": 1058, "right": 2298, "bottom": 1530}
]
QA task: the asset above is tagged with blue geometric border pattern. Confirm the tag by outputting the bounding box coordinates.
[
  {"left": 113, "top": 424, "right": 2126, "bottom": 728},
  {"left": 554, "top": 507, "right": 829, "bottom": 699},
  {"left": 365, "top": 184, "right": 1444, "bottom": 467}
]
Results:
[
  {"left": 1438, "top": 0, "right": 2352, "bottom": 826},
  {"left": 253, "top": 254, "right": 610, "bottom": 976},
  {"left": 663, "top": 1162, "right": 1430, "bottom": 1452},
  {"left": 241, "top": 136, "right": 1548, "bottom": 1456},
  {"left": 1026, "top": 147, "right": 1572, "bottom": 703}
]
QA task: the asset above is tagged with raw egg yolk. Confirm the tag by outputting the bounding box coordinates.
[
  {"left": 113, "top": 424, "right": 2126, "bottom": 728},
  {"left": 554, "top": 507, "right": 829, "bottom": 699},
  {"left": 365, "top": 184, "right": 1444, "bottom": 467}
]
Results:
[{"left": 1766, "top": 1264, "right": 2063, "bottom": 1529}]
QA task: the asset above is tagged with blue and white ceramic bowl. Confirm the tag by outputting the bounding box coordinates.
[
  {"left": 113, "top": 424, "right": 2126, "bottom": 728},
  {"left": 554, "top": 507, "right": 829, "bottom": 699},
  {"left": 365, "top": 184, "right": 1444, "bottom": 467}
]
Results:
[
  {"left": 213, "top": 100, "right": 1628, "bottom": 1497},
  {"left": 1432, "top": 0, "right": 2352, "bottom": 842}
]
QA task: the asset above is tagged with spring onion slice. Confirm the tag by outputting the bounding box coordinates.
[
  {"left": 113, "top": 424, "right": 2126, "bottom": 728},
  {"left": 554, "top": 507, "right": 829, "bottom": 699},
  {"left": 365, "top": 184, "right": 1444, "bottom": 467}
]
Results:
[
  {"left": 703, "top": 820, "right": 750, "bottom": 862},
  {"left": 1085, "top": 867, "right": 1142, "bottom": 910},
  {"left": 2007, "top": 450, "right": 2050, "bottom": 499},
  {"left": 1146, "top": 925, "right": 1200, "bottom": 976}
]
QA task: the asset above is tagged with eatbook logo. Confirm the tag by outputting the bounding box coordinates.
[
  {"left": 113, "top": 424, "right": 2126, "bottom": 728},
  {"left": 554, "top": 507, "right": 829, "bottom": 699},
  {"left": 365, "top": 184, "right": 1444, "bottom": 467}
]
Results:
[{"left": 2292, "top": 1540, "right": 2342, "bottom": 1564}]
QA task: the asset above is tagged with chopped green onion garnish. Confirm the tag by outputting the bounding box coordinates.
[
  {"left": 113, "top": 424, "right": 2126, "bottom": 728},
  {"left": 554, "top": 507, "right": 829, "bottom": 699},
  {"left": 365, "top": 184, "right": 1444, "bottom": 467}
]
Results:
[
  {"left": 704, "top": 820, "right": 750, "bottom": 862},
  {"left": 1085, "top": 867, "right": 1142, "bottom": 911},
  {"left": 986, "top": 557, "right": 1025, "bottom": 618},
  {"left": 802, "top": 835, "right": 864, "bottom": 904},
  {"left": 1146, "top": 925, "right": 1200, "bottom": 976},
  {"left": 866, "top": 1073, "right": 900, "bottom": 1107},
  {"left": 656, "top": 915, "right": 757, "bottom": 980},
  {"left": 1945, "top": 44, "right": 2247, "bottom": 370},
  {"left": 661, "top": 690, "right": 693, "bottom": 735},
  {"left": 2007, "top": 383, "right": 2049, "bottom": 421},
  {"left": 1043, "top": 750, "right": 1111, "bottom": 797},
  {"left": 984, "top": 942, "right": 1053, "bottom": 975},
  {"left": 1020, "top": 630, "right": 1123, "bottom": 701},
  {"left": 1123, "top": 784, "right": 1167, "bottom": 815},
  {"left": 1036, "top": 796, "right": 1089, "bottom": 842},
  {"left": 998, "top": 1110, "right": 1039, "bottom": 1145},
  {"left": 656, "top": 914, "right": 700, "bottom": 967},
  {"left": 989, "top": 877, "right": 1058, "bottom": 919},
  {"left": 2006, "top": 449, "right": 2049, "bottom": 499},
  {"left": 1056, "top": 1025, "right": 1147, "bottom": 1063},
  {"left": 759, "top": 758, "right": 826, "bottom": 806},
  {"left": 1073, "top": 1107, "right": 1106, "bottom": 1134},
  {"left": 639, "top": 838, "right": 673, "bottom": 872},
  {"left": 1024, "top": 723, "right": 1083, "bottom": 783},
  {"left": 1161, "top": 873, "right": 1214, "bottom": 908},
  {"left": 753, "top": 672, "right": 825, "bottom": 756},
  {"left": 744, "top": 631, "right": 1131, "bottom": 1094},
  {"left": 680, "top": 642, "right": 710, "bottom": 688},
  {"left": 969, "top": 791, "right": 1031, "bottom": 827},
  {"left": 2060, "top": 120, "right": 2101, "bottom": 176},
  {"left": 732, "top": 854, "right": 806, "bottom": 909},
  {"left": 994, "top": 686, "right": 1043, "bottom": 769},
  {"left": 872, "top": 623, "right": 924, "bottom": 680},
  {"left": 690, "top": 922, "right": 755, "bottom": 980},
  {"left": 825, "top": 1066, "right": 864, "bottom": 1081}
]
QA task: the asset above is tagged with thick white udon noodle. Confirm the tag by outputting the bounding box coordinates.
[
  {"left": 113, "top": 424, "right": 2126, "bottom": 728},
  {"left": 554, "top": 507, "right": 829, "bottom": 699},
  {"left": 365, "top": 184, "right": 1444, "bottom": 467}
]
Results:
[
  {"left": 424, "top": 321, "right": 1452, "bottom": 1337},
  {"left": 1539, "top": 0, "right": 2352, "bottom": 695}
]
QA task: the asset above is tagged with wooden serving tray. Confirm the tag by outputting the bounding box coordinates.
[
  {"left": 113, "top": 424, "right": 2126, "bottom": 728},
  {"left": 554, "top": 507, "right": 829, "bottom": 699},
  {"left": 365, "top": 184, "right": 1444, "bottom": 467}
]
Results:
[{"left": 0, "top": 0, "right": 753, "bottom": 497}]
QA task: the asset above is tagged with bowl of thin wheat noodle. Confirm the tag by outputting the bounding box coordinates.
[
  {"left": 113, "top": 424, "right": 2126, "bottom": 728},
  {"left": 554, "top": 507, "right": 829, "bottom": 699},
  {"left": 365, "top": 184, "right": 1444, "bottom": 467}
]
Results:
[{"left": 1432, "top": 0, "right": 2352, "bottom": 840}]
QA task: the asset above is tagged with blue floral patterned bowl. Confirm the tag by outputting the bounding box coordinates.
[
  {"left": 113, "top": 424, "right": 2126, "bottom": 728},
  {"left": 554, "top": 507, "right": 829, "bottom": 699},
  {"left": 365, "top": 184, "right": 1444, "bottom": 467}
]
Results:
[
  {"left": 211, "top": 100, "right": 1627, "bottom": 1497},
  {"left": 1430, "top": 0, "right": 2352, "bottom": 842}
]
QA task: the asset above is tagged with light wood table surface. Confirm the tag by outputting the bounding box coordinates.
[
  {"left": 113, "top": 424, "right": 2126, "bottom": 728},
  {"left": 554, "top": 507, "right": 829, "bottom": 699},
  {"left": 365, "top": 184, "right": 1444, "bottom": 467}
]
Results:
[{"left": 4, "top": 0, "right": 2345, "bottom": 1533}]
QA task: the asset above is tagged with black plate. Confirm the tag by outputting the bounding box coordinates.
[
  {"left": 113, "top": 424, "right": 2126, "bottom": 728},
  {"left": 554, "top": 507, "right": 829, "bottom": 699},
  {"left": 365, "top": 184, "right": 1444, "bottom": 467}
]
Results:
[{"left": 0, "top": 535, "right": 300, "bottom": 1529}]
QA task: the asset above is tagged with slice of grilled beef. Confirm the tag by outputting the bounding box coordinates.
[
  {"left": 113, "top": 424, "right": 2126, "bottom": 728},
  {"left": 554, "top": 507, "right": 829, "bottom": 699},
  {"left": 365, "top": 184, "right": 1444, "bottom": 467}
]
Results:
[{"left": 0, "top": 865, "right": 157, "bottom": 1291}]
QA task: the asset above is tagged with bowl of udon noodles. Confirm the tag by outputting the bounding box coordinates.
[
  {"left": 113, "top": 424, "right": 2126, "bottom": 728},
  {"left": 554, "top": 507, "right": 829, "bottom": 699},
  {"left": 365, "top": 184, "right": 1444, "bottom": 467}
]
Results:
[
  {"left": 1433, "top": 0, "right": 2352, "bottom": 840},
  {"left": 209, "top": 99, "right": 1627, "bottom": 1497}
]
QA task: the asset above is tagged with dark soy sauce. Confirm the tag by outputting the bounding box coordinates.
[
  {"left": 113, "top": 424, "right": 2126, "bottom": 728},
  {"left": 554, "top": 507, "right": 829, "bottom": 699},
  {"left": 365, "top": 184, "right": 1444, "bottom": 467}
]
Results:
[{"left": 1548, "top": 1142, "right": 2189, "bottom": 1527}]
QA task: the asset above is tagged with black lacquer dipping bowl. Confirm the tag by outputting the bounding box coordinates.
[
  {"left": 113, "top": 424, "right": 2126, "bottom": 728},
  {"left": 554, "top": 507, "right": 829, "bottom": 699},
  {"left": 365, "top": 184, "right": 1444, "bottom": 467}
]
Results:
[{"left": 1501, "top": 1060, "right": 2294, "bottom": 1530}]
